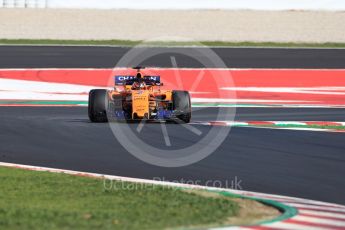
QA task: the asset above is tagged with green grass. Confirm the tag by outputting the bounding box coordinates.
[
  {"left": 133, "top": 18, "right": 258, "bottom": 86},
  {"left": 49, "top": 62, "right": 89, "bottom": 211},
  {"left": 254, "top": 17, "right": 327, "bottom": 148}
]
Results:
[
  {"left": 0, "top": 39, "right": 345, "bottom": 48},
  {"left": 0, "top": 166, "right": 240, "bottom": 230}
]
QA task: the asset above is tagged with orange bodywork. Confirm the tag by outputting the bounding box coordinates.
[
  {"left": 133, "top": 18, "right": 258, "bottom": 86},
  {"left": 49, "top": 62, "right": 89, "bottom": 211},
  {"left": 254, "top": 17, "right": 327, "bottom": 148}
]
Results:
[
  {"left": 132, "top": 90, "right": 149, "bottom": 118},
  {"left": 109, "top": 86, "right": 172, "bottom": 119}
]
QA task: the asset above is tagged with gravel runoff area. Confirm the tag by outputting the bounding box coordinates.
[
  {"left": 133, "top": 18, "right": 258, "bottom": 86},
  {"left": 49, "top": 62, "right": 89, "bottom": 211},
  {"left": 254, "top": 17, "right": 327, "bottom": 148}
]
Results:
[{"left": 0, "top": 9, "right": 345, "bottom": 43}]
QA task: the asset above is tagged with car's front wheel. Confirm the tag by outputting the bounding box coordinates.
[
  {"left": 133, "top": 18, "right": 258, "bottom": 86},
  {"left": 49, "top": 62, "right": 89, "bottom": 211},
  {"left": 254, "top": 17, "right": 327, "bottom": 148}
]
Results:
[
  {"left": 172, "top": 90, "right": 191, "bottom": 123},
  {"left": 88, "top": 89, "right": 108, "bottom": 122}
]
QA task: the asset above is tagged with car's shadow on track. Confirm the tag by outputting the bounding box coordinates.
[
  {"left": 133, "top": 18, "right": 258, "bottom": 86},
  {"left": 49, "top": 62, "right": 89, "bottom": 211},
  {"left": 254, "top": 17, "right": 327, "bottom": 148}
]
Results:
[{"left": 64, "top": 118, "right": 183, "bottom": 125}]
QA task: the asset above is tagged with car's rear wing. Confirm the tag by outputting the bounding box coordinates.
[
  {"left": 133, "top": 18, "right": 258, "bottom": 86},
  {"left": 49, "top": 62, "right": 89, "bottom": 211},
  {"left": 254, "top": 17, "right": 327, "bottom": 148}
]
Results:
[{"left": 115, "top": 76, "right": 161, "bottom": 86}]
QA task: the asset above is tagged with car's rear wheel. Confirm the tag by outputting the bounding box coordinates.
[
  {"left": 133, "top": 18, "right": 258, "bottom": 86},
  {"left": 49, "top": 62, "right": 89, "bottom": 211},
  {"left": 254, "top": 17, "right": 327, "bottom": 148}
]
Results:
[
  {"left": 172, "top": 90, "right": 191, "bottom": 123},
  {"left": 88, "top": 89, "right": 108, "bottom": 122}
]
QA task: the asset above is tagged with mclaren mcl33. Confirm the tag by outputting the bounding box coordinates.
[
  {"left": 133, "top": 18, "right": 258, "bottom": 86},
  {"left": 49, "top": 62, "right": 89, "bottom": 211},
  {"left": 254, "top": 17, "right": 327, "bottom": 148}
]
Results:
[{"left": 88, "top": 67, "right": 191, "bottom": 123}]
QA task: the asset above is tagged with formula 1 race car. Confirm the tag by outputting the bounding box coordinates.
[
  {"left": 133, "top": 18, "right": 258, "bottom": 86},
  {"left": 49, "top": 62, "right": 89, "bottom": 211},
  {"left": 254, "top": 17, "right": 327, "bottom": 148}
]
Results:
[{"left": 88, "top": 67, "right": 191, "bottom": 123}]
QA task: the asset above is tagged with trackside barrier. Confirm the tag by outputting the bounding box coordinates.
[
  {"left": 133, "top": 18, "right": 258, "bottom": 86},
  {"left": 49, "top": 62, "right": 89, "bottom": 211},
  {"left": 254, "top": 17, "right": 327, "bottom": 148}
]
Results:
[
  {"left": 1, "top": 0, "right": 345, "bottom": 10},
  {"left": 1, "top": 0, "right": 46, "bottom": 8}
]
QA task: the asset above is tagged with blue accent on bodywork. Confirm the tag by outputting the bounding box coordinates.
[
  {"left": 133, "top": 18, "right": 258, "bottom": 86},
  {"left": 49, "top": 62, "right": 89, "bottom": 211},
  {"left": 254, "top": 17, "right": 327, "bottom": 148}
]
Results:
[
  {"left": 157, "top": 109, "right": 173, "bottom": 119},
  {"left": 114, "top": 110, "right": 126, "bottom": 118},
  {"left": 115, "top": 75, "right": 161, "bottom": 86},
  {"left": 115, "top": 76, "right": 135, "bottom": 85}
]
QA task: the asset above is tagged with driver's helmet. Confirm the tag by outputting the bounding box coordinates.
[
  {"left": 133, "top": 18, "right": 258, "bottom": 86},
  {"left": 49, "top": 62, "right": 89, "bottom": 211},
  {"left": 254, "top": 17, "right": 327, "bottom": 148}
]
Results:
[
  {"left": 136, "top": 72, "right": 142, "bottom": 80},
  {"left": 132, "top": 72, "right": 145, "bottom": 89}
]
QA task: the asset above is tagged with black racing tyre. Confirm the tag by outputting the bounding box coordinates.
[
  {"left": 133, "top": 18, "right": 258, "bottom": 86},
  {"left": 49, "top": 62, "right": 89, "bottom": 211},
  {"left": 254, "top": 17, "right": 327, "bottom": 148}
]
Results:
[
  {"left": 88, "top": 89, "right": 108, "bottom": 122},
  {"left": 172, "top": 90, "right": 191, "bottom": 123}
]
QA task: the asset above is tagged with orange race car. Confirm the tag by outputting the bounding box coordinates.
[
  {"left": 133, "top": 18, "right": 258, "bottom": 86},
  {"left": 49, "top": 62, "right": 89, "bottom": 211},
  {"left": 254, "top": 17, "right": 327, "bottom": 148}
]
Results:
[{"left": 88, "top": 67, "right": 191, "bottom": 123}]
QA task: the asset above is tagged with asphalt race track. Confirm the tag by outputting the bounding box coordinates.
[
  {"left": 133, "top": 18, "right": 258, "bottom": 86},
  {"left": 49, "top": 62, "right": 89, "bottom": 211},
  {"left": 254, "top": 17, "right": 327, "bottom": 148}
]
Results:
[
  {"left": 1, "top": 46, "right": 345, "bottom": 205},
  {"left": 1, "top": 45, "right": 345, "bottom": 68}
]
